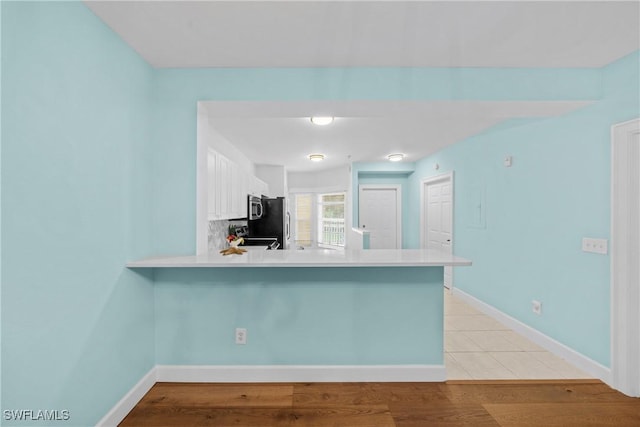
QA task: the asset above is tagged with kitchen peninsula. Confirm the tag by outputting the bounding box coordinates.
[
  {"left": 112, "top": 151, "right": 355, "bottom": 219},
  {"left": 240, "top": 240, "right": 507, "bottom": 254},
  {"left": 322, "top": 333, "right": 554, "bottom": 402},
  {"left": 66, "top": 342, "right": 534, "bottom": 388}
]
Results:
[
  {"left": 127, "top": 248, "right": 470, "bottom": 268},
  {"left": 127, "top": 249, "right": 471, "bottom": 382}
]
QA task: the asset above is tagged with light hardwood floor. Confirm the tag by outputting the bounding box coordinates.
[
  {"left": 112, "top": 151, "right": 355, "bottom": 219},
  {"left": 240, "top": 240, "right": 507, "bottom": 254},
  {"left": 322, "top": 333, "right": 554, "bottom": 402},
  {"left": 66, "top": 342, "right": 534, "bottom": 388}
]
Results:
[
  {"left": 121, "top": 291, "right": 622, "bottom": 425},
  {"left": 120, "top": 381, "right": 640, "bottom": 426},
  {"left": 445, "top": 291, "right": 592, "bottom": 380}
]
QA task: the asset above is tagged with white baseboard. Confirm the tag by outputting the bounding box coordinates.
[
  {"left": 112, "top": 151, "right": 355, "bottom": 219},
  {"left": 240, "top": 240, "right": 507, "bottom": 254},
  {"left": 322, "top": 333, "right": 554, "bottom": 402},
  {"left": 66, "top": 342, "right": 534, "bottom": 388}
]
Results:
[
  {"left": 156, "top": 364, "right": 447, "bottom": 383},
  {"left": 452, "top": 288, "right": 611, "bottom": 383},
  {"left": 95, "top": 367, "right": 156, "bottom": 427},
  {"left": 96, "top": 364, "right": 445, "bottom": 426}
]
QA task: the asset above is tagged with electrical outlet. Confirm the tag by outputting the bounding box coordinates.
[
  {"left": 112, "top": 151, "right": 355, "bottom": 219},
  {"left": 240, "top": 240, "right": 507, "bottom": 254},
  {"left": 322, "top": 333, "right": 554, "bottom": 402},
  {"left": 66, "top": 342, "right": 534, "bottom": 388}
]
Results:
[
  {"left": 235, "top": 328, "right": 247, "bottom": 345},
  {"left": 532, "top": 300, "right": 542, "bottom": 315},
  {"left": 582, "top": 237, "right": 608, "bottom": 254}
]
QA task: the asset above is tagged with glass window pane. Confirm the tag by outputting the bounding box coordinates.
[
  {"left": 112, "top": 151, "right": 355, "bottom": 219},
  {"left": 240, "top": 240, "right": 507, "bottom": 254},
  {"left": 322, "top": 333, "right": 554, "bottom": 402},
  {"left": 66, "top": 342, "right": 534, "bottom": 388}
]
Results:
[
  {"left": 321, "top": 194, "right": 345, "bottom": 203},
  {"left": 317, "top": 192, "right": 345, "bottom": 247},
  {"left": 322, "top": 204, "right": 344, "bottom": 219}
]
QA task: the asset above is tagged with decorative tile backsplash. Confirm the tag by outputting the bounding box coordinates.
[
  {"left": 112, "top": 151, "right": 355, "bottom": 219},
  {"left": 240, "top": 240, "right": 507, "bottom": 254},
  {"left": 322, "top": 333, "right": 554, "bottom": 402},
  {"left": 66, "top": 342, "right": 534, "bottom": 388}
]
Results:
[{"left": 208, "top": 220, "right": 247, "bottom": 252}]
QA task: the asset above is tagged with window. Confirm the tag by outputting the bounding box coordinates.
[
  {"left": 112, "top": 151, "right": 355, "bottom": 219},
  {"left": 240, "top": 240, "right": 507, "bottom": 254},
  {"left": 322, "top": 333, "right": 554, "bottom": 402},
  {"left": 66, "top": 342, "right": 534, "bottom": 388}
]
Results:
[
  {"left": 317, "top": 193, "right": 345, "bottom": 247},
  {"left": 293, "top": 194, "right": 313, "bottom": 247},
  {"left": 292, "top": 192, "right": 346, "bottom": 248}
]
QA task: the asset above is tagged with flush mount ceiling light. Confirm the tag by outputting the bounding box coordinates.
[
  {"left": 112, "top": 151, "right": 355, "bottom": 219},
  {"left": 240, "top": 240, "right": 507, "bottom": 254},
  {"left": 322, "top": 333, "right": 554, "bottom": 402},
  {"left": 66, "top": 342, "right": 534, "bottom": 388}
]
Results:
[
  {"left": 310, "top": 116, "right": 334, "bottom": 126},
  {"left": 308, "top": 153, "right": 325, "bottom": 162},
  {"left": 387, "top": 153, "right": 405, "bottom": 162}
]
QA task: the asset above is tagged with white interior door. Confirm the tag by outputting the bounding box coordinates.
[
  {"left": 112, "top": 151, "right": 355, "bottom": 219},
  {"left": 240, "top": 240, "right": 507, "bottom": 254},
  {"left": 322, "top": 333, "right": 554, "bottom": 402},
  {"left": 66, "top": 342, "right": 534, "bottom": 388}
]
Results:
[
  {"left": 359, "top": 185, "right": 402, "bottom": 249},
  {"left": 422, "top": 174, "right": 454, "bottom": 288}
]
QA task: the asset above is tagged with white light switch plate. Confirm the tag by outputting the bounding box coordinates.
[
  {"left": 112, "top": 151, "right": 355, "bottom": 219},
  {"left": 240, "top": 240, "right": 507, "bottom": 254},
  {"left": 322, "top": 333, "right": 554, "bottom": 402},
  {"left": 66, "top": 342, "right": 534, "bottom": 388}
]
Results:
[{"left": 582, "top": 237, "right": 608, "bottom": 254}]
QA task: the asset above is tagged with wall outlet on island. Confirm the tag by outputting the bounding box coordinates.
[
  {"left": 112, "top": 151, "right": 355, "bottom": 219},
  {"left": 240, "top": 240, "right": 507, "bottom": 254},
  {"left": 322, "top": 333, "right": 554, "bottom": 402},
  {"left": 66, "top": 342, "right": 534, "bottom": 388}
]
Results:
[
  {"left": 235, "top": 328, "right": 247, "bottom": 345},
  {"left": 532, "top": 300, "right": 542, "bottom": 315}
]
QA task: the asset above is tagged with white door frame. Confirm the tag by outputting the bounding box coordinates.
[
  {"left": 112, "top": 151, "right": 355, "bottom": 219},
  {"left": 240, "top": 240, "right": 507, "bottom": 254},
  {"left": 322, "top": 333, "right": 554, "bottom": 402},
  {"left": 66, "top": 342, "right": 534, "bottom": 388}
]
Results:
[
  {"left": 195, "top": 104, "right": 209, "bottom": 255},
  {"left": 610, "top": 118, "right": 640, "bottom": 397},
  {"left": 358, "top": 184, "right": 402, "bottom": 249},
  {"left": 420, "top": 172, "right": 454, "bottom": 287}
]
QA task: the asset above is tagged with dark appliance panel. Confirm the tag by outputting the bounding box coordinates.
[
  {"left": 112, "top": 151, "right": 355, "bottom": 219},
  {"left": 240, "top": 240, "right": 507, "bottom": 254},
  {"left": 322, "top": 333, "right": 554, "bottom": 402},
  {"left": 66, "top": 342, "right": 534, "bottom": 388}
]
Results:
[
  {"left": 240, "top": 237, "right": 279, "bottom": 250},
  {"left": 248, "top": 197, "right": 288, "bottom": 249}
]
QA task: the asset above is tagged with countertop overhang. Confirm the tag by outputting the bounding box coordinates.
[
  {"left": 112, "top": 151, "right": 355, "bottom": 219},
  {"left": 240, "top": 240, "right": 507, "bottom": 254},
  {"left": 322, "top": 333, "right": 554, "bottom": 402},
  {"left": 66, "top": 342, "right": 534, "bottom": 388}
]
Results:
[{"left": 126, "top": 248, "right": 472, "bottom": 268}]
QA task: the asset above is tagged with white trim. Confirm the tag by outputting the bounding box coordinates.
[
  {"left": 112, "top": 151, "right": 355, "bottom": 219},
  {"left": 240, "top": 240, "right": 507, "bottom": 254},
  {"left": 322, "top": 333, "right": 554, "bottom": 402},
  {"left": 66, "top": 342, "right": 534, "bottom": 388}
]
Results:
[
  {"left": 95, "top": 367, "right": 157, "bottom": 427},
  {"left": 358, "top": 184, "right": 403, "bottom": 249},
  {"left": 95, "top": 364, "right": 445, "bottom": 426},
  {"left": 611, "top": 118, "right": 640, "bottom": 397},
  {"left": 156, "top": 364, "right": 446, "bottom": 383},
  {"left": 195, "top": 104, "right": 209, "bottom": 255},
  {"left": 420, "top": 172, "right": 455, "bottom": 289},
  {"left": 452, "top": 288, "right": 612, "bottom": 383},
  {"left": 346, "top": 163, "right": 354, "bottom": 249}
]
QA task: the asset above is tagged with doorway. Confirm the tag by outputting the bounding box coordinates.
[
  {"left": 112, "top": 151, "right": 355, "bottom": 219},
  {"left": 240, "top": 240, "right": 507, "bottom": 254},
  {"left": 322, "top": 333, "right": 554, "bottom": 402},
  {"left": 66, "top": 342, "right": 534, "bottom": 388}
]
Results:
[
  {"left": 358, "top": 184, "right": 402, "bottom": 249},
  {"left": 421, "top": 172, "right": 454, "bottom": 289},
  {"left": 611, "top": 118, "right": 640, "bottom": 397}
]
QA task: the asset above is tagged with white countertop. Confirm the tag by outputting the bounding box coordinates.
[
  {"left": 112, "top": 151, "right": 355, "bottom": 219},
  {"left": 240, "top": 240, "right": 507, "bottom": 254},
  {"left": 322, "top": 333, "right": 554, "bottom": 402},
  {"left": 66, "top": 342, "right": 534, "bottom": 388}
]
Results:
[{"left": 126, "top": 248, "right": 472, "bottom": 268}]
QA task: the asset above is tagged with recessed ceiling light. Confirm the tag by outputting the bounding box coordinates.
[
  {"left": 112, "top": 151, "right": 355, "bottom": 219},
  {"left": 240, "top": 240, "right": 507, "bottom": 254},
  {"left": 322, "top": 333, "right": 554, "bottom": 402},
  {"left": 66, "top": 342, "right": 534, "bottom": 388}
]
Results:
[
  {"left": 387, "top": 153, "right": 405, "bottom": 162},
  {"left": 310, "top": 116, "right": 334, "bottom": 126},
  {"left": 308, "top": 153, "right": 325, "bottom": 162}
]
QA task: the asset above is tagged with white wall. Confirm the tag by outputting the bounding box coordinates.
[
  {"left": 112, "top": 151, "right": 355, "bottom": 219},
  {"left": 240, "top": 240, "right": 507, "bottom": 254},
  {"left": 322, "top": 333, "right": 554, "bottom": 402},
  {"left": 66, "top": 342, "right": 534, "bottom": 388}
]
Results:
[
  {"left": 256, "top": 164, "right": 287, "bottom": 197},
  {"left": 288, "top": 165, "right": 350, "bottom": 193},
  {"left": 199, "top": 107, "right": 255, "bottom": 175}
]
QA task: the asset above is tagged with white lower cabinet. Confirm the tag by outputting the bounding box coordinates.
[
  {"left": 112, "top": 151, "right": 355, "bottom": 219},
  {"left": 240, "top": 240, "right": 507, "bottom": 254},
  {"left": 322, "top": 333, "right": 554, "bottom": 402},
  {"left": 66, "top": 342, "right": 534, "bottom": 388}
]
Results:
[{"left": 208, "top": 149, "right": 269, "bottom": 220}]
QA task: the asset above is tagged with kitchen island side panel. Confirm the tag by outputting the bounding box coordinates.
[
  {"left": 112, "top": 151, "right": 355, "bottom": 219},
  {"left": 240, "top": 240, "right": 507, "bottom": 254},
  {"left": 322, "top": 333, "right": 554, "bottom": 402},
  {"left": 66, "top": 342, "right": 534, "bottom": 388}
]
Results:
[{"left": 154, "top": 267, "right": 444, "bottom": 366}]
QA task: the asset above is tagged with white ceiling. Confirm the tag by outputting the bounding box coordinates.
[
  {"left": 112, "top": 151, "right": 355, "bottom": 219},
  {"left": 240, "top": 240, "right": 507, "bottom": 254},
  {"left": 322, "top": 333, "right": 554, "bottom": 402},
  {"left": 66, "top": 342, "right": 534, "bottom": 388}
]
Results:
[
  {"left": 203, "top": 100, "right": 593, "bottom": 171},
  {"left": 86, "top": 1, "right": 639, "bottom": 172},
  {"left": 86, "top": 1, "right": 639, "bottom": 68}
]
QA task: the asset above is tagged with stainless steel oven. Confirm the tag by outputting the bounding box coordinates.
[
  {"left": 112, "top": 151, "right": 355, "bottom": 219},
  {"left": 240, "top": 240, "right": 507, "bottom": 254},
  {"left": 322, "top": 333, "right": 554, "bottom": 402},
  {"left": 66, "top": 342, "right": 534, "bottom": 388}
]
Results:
[{"left": 248, "top": 195, "right": 263, "bottom": 220}]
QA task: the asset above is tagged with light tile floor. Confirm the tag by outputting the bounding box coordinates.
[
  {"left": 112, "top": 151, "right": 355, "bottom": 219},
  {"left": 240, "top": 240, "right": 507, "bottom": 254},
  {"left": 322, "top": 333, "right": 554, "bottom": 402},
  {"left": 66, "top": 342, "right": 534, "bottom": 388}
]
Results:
[{"left": 444, "top": 290, "right": 592, "bottom": 380}]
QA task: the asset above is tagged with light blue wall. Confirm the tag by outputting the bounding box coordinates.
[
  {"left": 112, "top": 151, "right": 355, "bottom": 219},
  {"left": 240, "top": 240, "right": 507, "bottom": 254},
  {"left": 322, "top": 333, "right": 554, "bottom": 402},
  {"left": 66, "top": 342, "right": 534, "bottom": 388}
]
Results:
[
  {"left": 2, "top": 1, "right": 638, "bottom": 423},
  {"left": 351, "top": 162, "right": 416, "bottom": 248},
  {"left": 2, "top": 2, "right": 155, "bottom": 426},
  {"left": 402, "top": 51, "right": 640, "bottom": 367},
  {"left": 154, "top": 267, "right": 444, "bottom": 365},
  {"left": 0, "top": 0, "right": 4, "bottom": 412},
  {"left": 149, "top": 53, "right": 630, "bottom": 373},
  {"left": 152, "top": 67, "right": 601, "bottom": 255}
]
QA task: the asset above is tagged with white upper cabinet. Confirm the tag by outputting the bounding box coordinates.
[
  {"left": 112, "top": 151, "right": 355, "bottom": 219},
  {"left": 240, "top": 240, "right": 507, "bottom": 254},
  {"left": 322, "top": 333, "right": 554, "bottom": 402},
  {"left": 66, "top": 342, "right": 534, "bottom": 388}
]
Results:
[
  {"left": 207, "top": 150, "right": 219, "bottom": 219},
  {"left": 250, "top": 176, "right": 269, "bottom": 197},
  {"left": 217, "top": 153, "right": 231, "bottom": 215},
  {"left": 208, "top": 148, "right": 269, "bottom": 220}
]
